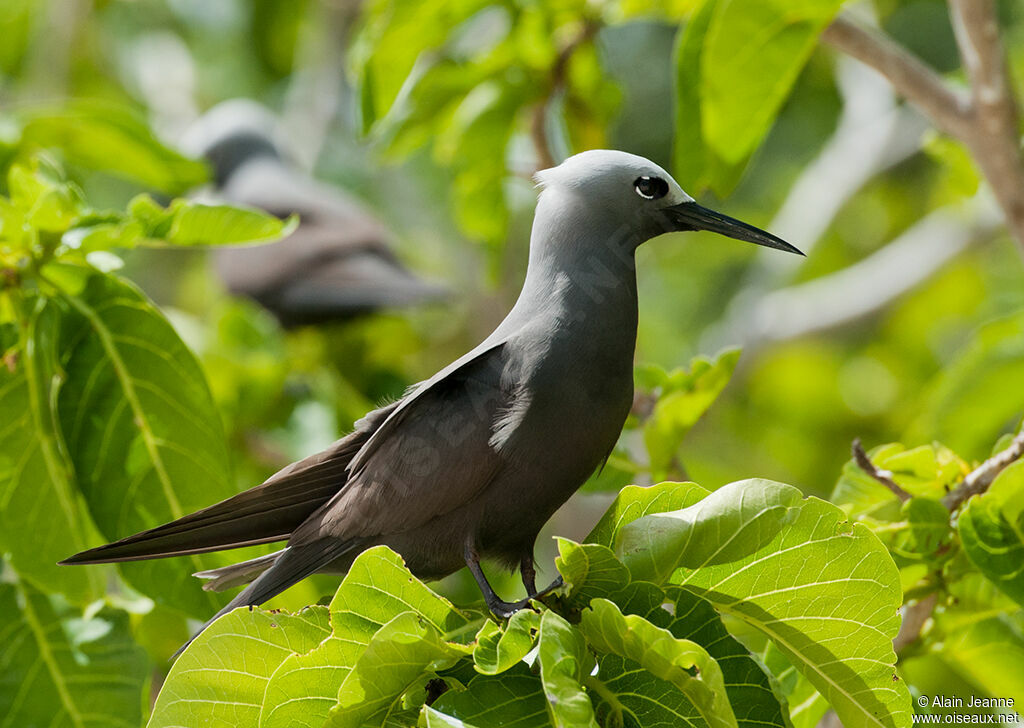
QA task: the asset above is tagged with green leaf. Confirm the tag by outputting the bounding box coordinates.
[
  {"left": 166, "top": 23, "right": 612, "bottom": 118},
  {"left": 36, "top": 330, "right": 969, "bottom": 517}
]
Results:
[
  {"left": 127, "top": 194, "right": 298, "bottom": 247},
  {"left": 613, "top": 581, "right": 787, "bottom": 728},
  {"left": 148, "top": 606, "right": 331, "bottom": 728},
  {"left": 615, "top": 478, "right": 802, "bottom": 583},
  {"left": 642, "top": 348, "right": 741, "bottom": 479},
  {"left": 431, "top": 665, "right": 552, "bottom": 728},
  {"left": 701, "top": 0, "right": 844, "bottom": 163},
  {"left": 672, "top": 0, "right": 745, "bottom": 194},
  {"left": 762, "top": 641, "right": 828, "bottom": 728},
  {"left": 0, "top": 581, "right": 148, "bottom": 728},
  {"left": 894, "top": 497, "right": 952, "bottom": 560},
  {"left": 831, "top": 443, "right": 965, "bottom": 521},
  {"left": 17, "top": 103, "right": 208, "bottom": 195},
  {"left": 537, "top": 610, "right": 598, "bottom": 728},
  {"left": 351, "top": 0, "right": 490, "bottom": 128},
  {"left": 54, "top": 270, "right": 236, "bottom": 617},
  {"left": 326, "top": 611, "right": 472, "bottom": 728},
  {"left": 421, "top": 706, "right": 483, "bottom": 728},
  {"left": 908, "top": 311, "right": 1024, "bottom": 460},
  {"left": 959, "top": 460, "right": 1024, "bottom": 607},
  {"left": 674, "top": 493, "right": 912, "bottom": 727},
  {"left": 555, "top": 539, "right": 632, "bottom": 607},
  {"left": 938, "top": 615, "right": 1024, "bottom": 706},
  {"left": 473, "top": 609, "right": 540, "bottom": 675},
  {"left": 581, "top": 598, "right": 737, "bottom": 728},
  {"left": 586, "top": 480, "right": 709, "bottom": 547},
  {"left": 0, "top": 299, "right": 103, "bottom": 603},
  {"left": 260, "top": 546, "right": 478, "bottom": 728}
]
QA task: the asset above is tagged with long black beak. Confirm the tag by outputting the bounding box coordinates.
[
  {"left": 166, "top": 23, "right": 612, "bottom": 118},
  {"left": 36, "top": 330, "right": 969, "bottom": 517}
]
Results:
[{"left": 663, "top": 201, "right": 804, "bottom": 255}]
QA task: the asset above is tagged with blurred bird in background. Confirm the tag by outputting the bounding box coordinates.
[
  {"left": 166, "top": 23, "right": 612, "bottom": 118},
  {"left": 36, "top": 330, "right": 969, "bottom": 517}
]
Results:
[{"left": 182, "top": 101, "right": 446, "bottom": 327}]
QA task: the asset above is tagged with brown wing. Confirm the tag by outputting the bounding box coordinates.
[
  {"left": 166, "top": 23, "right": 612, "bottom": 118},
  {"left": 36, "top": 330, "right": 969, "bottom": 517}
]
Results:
[
  {"left": 61, "top": 401, "right": 399, "bottom": 564},
  {"left": 291, "top": 343, "right": 516, "bottom": 544}
]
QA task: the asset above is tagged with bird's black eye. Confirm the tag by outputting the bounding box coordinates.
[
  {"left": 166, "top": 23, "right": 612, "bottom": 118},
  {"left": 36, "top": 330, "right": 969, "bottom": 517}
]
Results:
[{"left": 634, "top": 176, "right": 668, "bottom": 200}]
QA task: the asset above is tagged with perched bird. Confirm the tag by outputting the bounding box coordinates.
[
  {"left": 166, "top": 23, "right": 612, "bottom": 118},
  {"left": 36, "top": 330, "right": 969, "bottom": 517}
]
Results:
[
  {"left": 186, "top": 100, "right": 445, "bottom": 326},
  {"left": 62, "top": 150, "right": 801, "bottom": 651}
]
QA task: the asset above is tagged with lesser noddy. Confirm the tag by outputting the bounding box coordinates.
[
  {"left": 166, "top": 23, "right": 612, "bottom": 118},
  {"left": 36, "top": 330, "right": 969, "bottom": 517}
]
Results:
[
  {"left": 62, "top": 150, "right": 802, "bottom": 653},
  {"left": 185, "top": 100, "right": 446, "bottom": 326}
]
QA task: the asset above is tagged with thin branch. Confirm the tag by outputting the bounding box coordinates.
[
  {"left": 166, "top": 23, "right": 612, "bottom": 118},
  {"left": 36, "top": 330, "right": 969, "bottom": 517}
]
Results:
[
  {"left": 821, "top": 16, "right": 972, "bottom": 139},
  {"left": 893, "top": 593, "right": 938, "bottom": 654},
  {"left": 852, "top": 438, "right": 912, "bottom": 502},
  {"left": 530, "top": 20, "right": 600, "bottom": 170},
  {"left": 723, "top": 196, "right": 1002, "bottom": 348},
  {"left": 942, "top": 429, "right": 1024, "bottom": 511},
  {"left": 948, "top": 0, "right": 1024, "bottom": 251}
]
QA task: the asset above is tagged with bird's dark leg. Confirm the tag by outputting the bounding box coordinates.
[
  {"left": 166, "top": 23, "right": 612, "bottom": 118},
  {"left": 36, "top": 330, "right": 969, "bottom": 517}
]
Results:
[
  {"left": 520, "top": 552, "right": 564, "bottom": 599},
  {"left": 464, "top": 541, "right": 531, "bottom": 619},
  {"left": 520, "top": 553, "right": 538, "bottom": 596}
]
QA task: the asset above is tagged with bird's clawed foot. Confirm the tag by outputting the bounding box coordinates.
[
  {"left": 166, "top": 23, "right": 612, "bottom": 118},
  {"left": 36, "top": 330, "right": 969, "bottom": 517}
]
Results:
[
  {"left": 465, "top": 542, "right": 565, "bottom": 620},
  {"left": 483, "top": 574, "right": 565, "bottom": 619}
]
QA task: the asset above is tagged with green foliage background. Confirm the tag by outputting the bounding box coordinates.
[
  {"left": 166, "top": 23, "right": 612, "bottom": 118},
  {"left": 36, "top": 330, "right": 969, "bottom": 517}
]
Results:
[{"left": 2, "top": 0, "right": 1024, "bottom": 726}]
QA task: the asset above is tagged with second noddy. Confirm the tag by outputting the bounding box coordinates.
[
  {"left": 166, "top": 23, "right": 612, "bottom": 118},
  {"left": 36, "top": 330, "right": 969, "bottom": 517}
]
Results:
[{"left": 62, "top": 150, "right": 802, "bottom": 652}]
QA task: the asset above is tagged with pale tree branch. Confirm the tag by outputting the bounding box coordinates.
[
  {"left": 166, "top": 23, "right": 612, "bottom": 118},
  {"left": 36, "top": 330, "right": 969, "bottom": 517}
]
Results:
[
  {"left": 530, "top": 20, "right": 600, "bottom": 171},
  {"left": 943, "top": 429, "right": 1024, "bottom": 510},
  {"left": 948, "top": 0, "right": 1024, "bottom": 251},
  {"left": 893, "top": 593, "right": 939, "bottom": 654},
  {"left": 821, "top": 15, "right": 972, "bottom": 139},
  {"left": 824, "top": 6, "right": 1024, "bottom": 252},
  {"left": 723, "top": 196, "right": 1001, "bottom": 347}
]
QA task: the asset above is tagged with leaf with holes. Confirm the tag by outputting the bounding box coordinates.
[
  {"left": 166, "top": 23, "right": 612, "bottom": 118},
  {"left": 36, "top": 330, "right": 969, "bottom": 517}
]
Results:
[
  {"left": 259, "top": 546, "right": 481, "bottom": 728},
  {"left": 664, "top": 489, "right": 911, "bottom": 727},
  {"left": 148, "top": 606, "right": 331, "bottom": 728}
]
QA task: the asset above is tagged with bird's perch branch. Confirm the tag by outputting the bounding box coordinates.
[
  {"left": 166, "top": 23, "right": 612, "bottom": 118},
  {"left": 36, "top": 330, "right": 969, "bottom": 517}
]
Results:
[
  {"left": 851, "top": 438, "right": 912, "bottom": 502},
  {"left": 947, "top": 0, "right": 1024, "bottom": 252},
  {"left": 530, "top": 20, "right": 600, "bottom": 170},
  {"left": 823, "top": 7, "right": 1024, "bottom": 252},
  {"left": 821, "top": 16, "right": 972, "bottom": 139},
  {"left": 942, "top": 429, "right": 1024, "bottom": 511}
]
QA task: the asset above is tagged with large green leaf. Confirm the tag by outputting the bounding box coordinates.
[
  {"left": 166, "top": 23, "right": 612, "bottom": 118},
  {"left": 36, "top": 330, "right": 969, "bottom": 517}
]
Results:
[
  {"left": 326, "top": 611, "right": 472, "bottom": 728},
  {"left": 431, "top": 665, "right": 552, "bottom": 728},
  {"left": 616, "top": 581, "right": 787, "bottom": 728},
  {"left": 908, "top": 311, "right": 1024, "bottom": 460},
  {"left": 127, "top": 194, "right": 298, "bottom": 247},
  {"left": 701, "top": 0, "right": 844, "bottom": 163},
  {"left": 653, "top": 486, "right": 912, "bottom": 727},
  {"left": 473, "top": 609, "right": 540, "bottom": 675},
  {"left": 959, "top": 460, "right": 1024, "bottom": 607},
  {"left": 580, "top": 598, "right": 737, "bottom": 728},
  {"left": 259, "top": 546, "right": 479, "bottom": 728},
  {"left": 351, "top": 0, "right": 490, "bottom": 128},
  {"left": 554, "top": 539, "right": 632, "bottom": 608},
  {"left": 615, "top": 478, "right": 802, "bottom": 583},
  {"left": 587, "top": 480, "right": 710, "bottom": 546},
  {"left": 0, "top": 582, "right": 148, "bottom": 728},
  {"left": 555, "top": 537, "right": 786, "bottom": 728},
  {"left": 16, "top": 103, "right": 208, "bottom": 194},
  {"left": 672, "top": 0, "right": 747, "bottom": 194},
  {"left": 148, "top": 606, "right": 331, "bottom": 728},
  {"left": 0, "top": 300, "right": 103, "bottom": 603},
  {"left": 938, "top": 614, "right": 1024, "bottom": 706},
  {"left": 537, "top": 610, "right": 598, "bottom": 728},
  {"left": 54, "top": 270, "right": 236, "bottom": 617}
]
